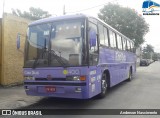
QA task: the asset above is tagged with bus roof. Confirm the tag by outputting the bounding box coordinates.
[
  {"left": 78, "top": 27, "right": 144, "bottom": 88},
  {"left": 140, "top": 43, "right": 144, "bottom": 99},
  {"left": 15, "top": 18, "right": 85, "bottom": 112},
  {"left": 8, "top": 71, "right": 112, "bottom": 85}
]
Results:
[{"left": 29, "top": 14, "right": 87, "bottom": 26}]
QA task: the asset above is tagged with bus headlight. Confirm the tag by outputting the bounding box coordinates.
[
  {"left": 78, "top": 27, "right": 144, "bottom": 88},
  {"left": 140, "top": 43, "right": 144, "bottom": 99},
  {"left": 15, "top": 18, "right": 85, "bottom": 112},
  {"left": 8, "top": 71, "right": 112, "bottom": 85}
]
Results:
[
  {"left": 73, "top": 76, "right": 80, "bottom": 81},
  {"left": 66, "top": 76, "right": 86, "bottom": 81},
  {"left": 24, "top": 76, "right": 35, "bottom": 80}
]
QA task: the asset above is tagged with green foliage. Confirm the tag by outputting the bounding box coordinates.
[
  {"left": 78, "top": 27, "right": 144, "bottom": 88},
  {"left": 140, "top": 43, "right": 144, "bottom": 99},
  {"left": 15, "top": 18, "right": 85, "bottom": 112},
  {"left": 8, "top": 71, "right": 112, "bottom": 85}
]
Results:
[
  {"left": 143, "top": 44, "right": 154, "bottom": 53},
  {"left": 98, "top": 3, "right": 149, "bottom": 47},
  {"left": 12, "top": 7, "right": 51, "bottom": 20},
  {"left": 142, "top": 52, "right": 151, "bottom": 59},
  {"left": 152, "top": 53, "right": 159, "bottom": 61},
  {"left": 142, "top": 44, "right": 154, "bottom": 59}
]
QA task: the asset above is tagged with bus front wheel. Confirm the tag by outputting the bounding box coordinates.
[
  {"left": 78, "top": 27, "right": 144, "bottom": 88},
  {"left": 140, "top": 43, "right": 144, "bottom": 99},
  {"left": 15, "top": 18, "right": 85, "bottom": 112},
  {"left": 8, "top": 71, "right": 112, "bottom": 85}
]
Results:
[{"left": 98, "top": 73, "right": 108, "bottom": 98}]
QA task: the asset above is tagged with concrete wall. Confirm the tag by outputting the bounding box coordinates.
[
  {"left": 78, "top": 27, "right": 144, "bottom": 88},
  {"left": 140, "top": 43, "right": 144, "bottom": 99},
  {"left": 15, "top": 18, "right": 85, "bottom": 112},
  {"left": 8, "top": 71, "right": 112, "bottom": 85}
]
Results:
[{"left": 1, "top": 14, "right": 30, "bottom": 85}]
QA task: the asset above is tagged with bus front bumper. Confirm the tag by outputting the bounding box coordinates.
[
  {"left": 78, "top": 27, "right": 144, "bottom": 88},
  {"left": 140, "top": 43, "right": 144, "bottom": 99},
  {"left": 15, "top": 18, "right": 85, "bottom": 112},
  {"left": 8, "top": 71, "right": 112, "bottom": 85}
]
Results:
[{"left": 24, "top": 81, "right": 88, "bottom": 99}]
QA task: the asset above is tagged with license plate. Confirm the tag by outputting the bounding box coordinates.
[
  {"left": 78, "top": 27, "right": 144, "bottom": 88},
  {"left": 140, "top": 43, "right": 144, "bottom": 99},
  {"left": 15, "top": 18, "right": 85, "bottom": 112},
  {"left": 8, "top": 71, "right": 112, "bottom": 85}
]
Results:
[{"left": 45, "top": 86, "right": 56, "bottom": 92}]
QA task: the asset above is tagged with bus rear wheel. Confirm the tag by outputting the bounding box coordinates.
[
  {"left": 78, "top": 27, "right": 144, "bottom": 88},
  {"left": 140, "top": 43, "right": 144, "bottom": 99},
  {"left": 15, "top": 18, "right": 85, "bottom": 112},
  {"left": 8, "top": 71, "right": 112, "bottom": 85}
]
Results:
[
  {"left": 127, "top": 68, "right": 132, "bottom": 81},
  {"left": 98, "top": 73, "right": 108, "bottom": 98}
]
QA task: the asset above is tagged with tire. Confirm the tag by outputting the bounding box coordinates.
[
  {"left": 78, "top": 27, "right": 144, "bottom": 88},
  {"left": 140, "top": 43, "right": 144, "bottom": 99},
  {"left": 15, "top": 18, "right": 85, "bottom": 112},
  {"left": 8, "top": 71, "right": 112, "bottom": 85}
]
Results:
[
  {"left": 127, "top": 68, "right": 132, "bottom": 81},
  {"left": 97, "top": 73, "right": 108, "bottom": 98}
]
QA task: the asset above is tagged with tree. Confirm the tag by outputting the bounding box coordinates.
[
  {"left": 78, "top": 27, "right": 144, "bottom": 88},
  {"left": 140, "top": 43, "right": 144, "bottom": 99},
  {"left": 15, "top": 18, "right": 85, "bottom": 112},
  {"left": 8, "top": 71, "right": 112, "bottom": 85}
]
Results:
[
  {"left": 12, "top": 7, "right": 51, "bottom": 20},
  {"left": 142, "top": 44, "right": 154, "bottom": 59},
  {"left": 98, "top": 3, "right": 149, "bottom": 47},
  {"left": 152, "top": 53, "right": 159, "bottom": 61},
  {"left": 143, "top": 44, "right": 154, "bottom": 53}
]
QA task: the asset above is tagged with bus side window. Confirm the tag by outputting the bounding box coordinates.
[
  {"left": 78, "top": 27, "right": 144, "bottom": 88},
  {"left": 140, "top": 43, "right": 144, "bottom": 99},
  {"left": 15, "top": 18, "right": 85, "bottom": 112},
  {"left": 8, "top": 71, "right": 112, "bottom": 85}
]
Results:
[
  {"left": 117, "top": 34, "right": 122, "bottom": 50},
  {"left": 131, "top": 42, "right": 134, "bottom": 52},
  {"left": 154, "top": 2, "right": 159, "bottom": 6},
  {"left": 98, "top": 24, "right": 105, "bottom": 45},
  {"left": 131, "top": 42, "right": 133, "bottom": 52},
  {"left": 126, "top": 40, "right": 130, "bottom": 51},
  {"left": 129, "top": 41, "right": 132, "bottom": 52},
  {"left": 132, "top": 42, "right": 136, "bottom": 52},
  {"left": 109, "top": 30, "right": 117, "bottom": 48},
  {"left": 123, "top": 38, "right": 128, "bottom": 51},
  {"left": 149, "top": 2, "right": 153, "bottom": 6},
  {"left": 126, "top": 40, "right": 128, "bottom": 51},
  {"left": 122, "top": 38, "right": 126, "bottom": 51},
  {"left": 104, "top": 27, "right": 109, "bottom": 46},
  {"left": 133, "top": 42, "right": 135, "bottom": 52}
]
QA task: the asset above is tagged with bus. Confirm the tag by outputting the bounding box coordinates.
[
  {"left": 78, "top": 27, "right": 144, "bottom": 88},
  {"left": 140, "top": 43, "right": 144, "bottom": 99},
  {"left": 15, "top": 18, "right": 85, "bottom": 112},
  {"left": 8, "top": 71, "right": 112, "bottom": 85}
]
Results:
[
  {"left": 142, "top": 0, "right": 160, "bottom": 12},
  {"left": 24, "top": 14, "right": 136, "bottom": 99}
]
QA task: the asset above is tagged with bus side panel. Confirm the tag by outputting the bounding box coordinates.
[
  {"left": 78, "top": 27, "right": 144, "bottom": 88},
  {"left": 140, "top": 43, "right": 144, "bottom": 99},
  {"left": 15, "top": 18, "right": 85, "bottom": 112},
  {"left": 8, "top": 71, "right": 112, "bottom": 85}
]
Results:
[
  {"left": 99, "top": 47, "right": 122, "bottom": 86},
  {"left": 99, "top": 47, "right": 136, "bottom": 87}
]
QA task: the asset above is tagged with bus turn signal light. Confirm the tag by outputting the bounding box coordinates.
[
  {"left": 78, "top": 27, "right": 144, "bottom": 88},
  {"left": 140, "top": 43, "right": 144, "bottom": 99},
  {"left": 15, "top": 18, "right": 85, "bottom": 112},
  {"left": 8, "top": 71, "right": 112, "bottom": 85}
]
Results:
[{"left": 80, "top": 76, "right": 86, "bottom": 81}]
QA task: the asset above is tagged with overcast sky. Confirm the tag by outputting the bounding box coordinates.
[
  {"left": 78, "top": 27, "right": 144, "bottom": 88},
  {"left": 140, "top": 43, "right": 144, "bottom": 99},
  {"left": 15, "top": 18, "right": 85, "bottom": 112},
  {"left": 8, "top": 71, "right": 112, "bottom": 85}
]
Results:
[{"left": 0, "top": 0, "right": 160, "bottom": 52}]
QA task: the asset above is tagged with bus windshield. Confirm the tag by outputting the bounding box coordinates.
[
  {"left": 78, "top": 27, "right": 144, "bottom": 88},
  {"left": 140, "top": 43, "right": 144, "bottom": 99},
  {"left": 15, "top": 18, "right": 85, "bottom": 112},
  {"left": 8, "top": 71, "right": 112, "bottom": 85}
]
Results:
[{"left": 24, "top": 20, "right": 85, "bottom": 68}]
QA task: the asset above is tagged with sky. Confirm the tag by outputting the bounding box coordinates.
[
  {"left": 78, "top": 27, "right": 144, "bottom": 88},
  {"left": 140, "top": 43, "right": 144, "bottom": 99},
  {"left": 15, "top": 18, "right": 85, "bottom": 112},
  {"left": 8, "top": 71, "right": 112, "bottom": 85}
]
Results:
[{"left": 0, "top": 0, "right": 160, "bottom": 52}]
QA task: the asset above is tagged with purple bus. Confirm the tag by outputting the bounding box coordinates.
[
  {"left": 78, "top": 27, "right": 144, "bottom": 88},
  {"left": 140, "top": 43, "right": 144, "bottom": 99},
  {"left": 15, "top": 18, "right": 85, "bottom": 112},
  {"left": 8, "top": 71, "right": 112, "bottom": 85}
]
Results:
[{"left": 24, "top": 14, "right": 136, "bottom": 99}]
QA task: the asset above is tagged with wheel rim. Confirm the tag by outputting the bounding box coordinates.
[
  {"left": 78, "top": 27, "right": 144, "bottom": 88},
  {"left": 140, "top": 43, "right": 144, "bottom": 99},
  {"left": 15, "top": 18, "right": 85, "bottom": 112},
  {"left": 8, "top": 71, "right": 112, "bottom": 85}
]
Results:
[{"left": 102, "top": 75, "right": 107, "bottom": 94}]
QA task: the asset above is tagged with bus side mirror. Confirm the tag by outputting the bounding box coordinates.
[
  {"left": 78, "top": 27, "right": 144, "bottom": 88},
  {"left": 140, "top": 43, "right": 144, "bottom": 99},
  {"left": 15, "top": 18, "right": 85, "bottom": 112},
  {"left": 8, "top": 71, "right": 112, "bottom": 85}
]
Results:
[
  {"left": 89, "top": 30, "right": 96, "bottom": 47},
  {"left": 16, "top": 33, "right": 20, "bottom": 49}
]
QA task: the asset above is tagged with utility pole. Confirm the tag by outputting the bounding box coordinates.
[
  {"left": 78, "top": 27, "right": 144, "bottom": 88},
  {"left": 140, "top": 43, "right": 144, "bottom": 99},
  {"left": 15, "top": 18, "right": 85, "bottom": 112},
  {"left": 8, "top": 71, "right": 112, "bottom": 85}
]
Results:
[
  {"left": 2, "top": 0, "right": 5, "bottom": 18},
  {"left": 63, "top": 5, "right": 66, "bottom": 15}
]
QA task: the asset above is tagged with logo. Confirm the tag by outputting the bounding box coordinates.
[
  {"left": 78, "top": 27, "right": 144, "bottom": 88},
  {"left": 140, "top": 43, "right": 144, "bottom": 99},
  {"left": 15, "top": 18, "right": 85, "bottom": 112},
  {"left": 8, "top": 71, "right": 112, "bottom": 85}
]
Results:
[
  {"left": 2, "top": 110, "right": 11, "bottom": 115},
  {"left": 24, "top": 71, "right": 39, "bottom": 75},
  {"left": 68, "top": 69, "right": 80, "bottom": 75},
  {"left": 63, "top": 70, "right": 68, "bottom": 75},
  {"left": 115, "top": 52, "right": 126, "bottom": 62},
  {"left": 142, "top": 0, "right": 160, "bottom": 15},
  {"left": 1, "top": 110, "right": 42, "bottom": 116},
  {"left": 90, "top": 70, "right": 96, "bottom": 75}
]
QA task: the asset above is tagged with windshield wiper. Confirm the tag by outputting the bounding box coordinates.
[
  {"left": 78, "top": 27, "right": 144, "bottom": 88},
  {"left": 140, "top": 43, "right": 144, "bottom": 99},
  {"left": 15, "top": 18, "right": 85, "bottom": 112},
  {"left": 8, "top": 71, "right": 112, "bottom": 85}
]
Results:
[
  {"left": 32, "top": 49, "right": 67, "bottom": 68},
  {"left": 48, "top": 50, "right": 67, "bottom": 68}
]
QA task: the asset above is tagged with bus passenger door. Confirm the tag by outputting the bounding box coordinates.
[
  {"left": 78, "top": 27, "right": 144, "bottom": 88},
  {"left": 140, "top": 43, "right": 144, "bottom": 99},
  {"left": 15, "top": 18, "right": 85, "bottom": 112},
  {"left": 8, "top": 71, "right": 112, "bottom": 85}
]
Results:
[
  {"left": 88, "top": 21, "right": 101, "bottom": 97},
  {"left": 88, "top": 21, "right": 99, "bottom": 66}
]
